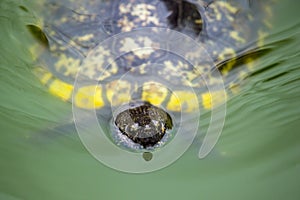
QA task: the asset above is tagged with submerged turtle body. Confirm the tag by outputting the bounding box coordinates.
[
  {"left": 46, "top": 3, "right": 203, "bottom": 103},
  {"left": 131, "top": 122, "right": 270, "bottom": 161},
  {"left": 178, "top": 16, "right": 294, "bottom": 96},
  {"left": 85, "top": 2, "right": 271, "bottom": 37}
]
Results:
[{"left": 28, "top": 0, "right": 273, "bottom": 150}]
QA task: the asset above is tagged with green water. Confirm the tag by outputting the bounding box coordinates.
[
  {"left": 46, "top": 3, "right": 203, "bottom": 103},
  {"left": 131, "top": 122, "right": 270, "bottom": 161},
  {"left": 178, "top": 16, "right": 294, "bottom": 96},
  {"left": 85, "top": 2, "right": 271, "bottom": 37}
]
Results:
[{"left": 1, "top": 1, "right": 300, "bottom": 199}]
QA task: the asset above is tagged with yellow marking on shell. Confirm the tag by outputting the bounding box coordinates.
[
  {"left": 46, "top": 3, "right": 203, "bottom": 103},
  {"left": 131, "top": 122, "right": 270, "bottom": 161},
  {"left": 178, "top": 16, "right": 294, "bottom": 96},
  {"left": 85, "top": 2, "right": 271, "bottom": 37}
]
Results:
[
  {"left": 79, "top": 15, "right": 87, "bottom": 22},
  {"left": 219, "top": 48, "right": 236, "bottom": 75},
  {"left": 106, "top": 58, "right": 119, "bottom": 74},
  {"left": 131, "top": 3, "right": 155, "bottom": 20},
  {"left": 120, "top": 37, "right": 139, "bottom": 52},
  {"left": 83, "top": 45, "right": 114, "bottom": 80},
  {"left": 163, "top": 60, "right": 189, "bottom": 73},
  {"left": 33, "top": 67, "right": 52, "bottom": 84},
  {"left": 138, "top": 36, "right": 154, "bottom": 48},
  {"left": 119, "top": 3, "right": 160, "bottom": 27},
  {"left": 54, "top": 54, "right": 80, "bottom": 76},
  {"left": 218, "top": 2, "right": 238, "bottom": 13},
  {"left": 238, "top": 69, "right": 248, "bottom": 80},
  {"left": 245, "top": 57, "right": 255, "bottom": 71},
  {"left": 60, "top": 17, "right": 68, "bottom": 23},
  {"left": 230, "top": 31, "right": 246, "bottom": 43},
  {"left": 167, "top": 91, "right": 199, "bottom": 112},
  {"left": 119, "top": 3, "right": 131, "bottom": 14},
  {"left": 248, "top": 14, "right": 254, "bottom": 21},
  {"left": 68, "top": 40, "right": 80, "bottom": 49},
  {"left": 210, "top": 2, "right": 237, "bottom": 22},
  {"left": 34, "top": 67, "right": 73, "bottom": 102},
  {"left": 49, "top": 43, "right": 57, "bottom": 52},
  {"left": 40, "top": 72, "right": 52, "bottom": 84},
  {"left": 215, "top": 9, "right": 222, "bottom": 21},
  {"left": 201, "top": 90, "right": 227, "bottom": 110},
  {"left": 72, "top": 13, "right": 89, "bottom": 22},
  {"left": 164, "top": 60, "right": 174, "bottom": 70},
  {"left": 257, "top": 30, "right": 267, "bottom": 48},
  {"left": 141, "top": 82, "right": 168, "bottom": 106},
  {"left": 142, "top": 15, "right": 160, "bottom": 26},
  {"left": 106, "top": 80, "right": 132, "bottom": 106},
  {"left": 49, "top": 30, "right": 56, "bottom": 37},
  {"left": 229, "top": 83, "right": 240, "bottom": 95},
  {"left": 118, "top": 16, "right": 135, "bottom": 32},
  {"left": 120, "top": 37, "right": 154, "bottom": 59},
  {"left": 48, "top": 80, "right": 73, "bottom": 101},
  {"left": 73, "top": 85, "right": 104, "bottom": 109},
  {"left": 218, "top": 48, "right": 236, "bottom": 60},
  {"left": 77, "top": 34, "right": 94, "bottom": 42}
]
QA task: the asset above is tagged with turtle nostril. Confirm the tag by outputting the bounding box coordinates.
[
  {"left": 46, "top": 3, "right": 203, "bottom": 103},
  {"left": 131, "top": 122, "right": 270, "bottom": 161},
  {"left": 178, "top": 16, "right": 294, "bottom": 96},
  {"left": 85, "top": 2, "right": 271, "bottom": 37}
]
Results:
[{"left": 114, "top": 101, "right": 173, "bottom": 148}]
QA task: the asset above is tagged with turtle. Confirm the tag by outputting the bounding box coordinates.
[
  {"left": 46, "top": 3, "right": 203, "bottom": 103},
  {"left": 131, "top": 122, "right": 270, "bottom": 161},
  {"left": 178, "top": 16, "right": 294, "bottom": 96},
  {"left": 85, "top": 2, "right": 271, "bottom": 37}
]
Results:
[{"left": 27, "top": 0, "right": 273, "bottom": 157}]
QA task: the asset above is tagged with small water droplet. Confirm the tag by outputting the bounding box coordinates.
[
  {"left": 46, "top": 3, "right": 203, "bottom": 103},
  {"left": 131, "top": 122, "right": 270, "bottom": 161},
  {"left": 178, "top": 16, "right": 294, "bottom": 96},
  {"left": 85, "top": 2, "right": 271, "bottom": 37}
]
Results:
[{"left": 143, "top": 152, "right": 153, "bottom": 161}]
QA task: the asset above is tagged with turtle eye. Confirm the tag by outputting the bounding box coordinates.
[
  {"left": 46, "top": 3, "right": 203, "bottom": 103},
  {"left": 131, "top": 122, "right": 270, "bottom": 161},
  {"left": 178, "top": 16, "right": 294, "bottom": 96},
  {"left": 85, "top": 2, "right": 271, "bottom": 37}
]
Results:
[
  {"left": 111, "top": 101, "right": 174, "bottom": 154},
  {"left": 27, "top": 24, "right": 49, "bottom": 48}
]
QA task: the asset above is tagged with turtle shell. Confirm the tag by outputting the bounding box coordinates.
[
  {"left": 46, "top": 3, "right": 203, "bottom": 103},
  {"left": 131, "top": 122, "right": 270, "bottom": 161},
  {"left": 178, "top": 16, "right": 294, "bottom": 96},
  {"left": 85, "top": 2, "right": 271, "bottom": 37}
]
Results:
[
  {"left": 28, "top": 0, "right": 273, "bottom": 112},
  {"left": 27, "top": 0, "right": 274, "bottom": 154}
]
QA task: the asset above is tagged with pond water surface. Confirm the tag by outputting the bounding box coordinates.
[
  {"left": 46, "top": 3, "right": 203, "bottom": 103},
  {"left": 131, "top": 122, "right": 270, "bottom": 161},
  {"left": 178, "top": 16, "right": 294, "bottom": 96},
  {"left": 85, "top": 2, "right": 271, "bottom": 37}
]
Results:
[{"left": 0, "top": 0, "right": 299, "bottom": 199}]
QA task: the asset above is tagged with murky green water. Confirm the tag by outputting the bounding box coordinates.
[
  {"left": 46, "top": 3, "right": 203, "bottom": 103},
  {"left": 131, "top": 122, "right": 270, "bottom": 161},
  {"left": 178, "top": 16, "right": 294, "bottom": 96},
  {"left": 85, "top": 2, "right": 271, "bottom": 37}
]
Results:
[{"left": 1, "top": 1, "right": 300, "bottom": 199}]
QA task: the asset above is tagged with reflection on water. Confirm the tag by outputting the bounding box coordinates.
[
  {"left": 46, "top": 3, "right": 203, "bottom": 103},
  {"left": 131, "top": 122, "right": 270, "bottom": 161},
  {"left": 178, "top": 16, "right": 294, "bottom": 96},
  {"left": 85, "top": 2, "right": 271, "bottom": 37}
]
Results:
[{"left": 0, "top": 0, "right": 300, "bottom": 199}]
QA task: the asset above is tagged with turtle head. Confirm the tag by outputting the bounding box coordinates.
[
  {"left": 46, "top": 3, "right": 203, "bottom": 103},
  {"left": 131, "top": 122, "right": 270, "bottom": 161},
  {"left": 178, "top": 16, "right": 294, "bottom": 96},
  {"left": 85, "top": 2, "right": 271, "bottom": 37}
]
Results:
[{"left": 113, "top": 101, "right": 173, "bottom": 149}]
